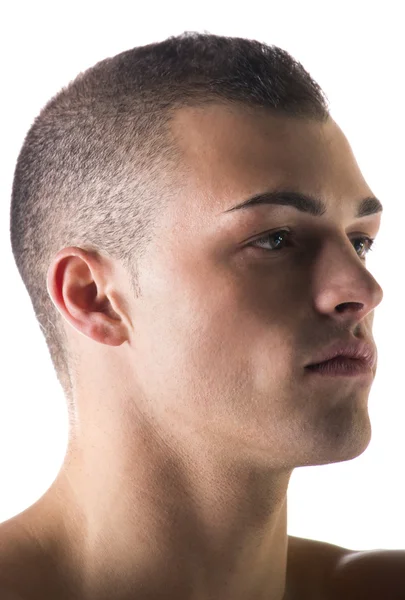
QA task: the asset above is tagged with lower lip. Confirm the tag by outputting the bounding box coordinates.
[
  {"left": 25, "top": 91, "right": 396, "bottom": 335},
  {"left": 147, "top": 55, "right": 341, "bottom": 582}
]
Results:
[{"left": 305, "top": 357, "right": 373, "bottom": 377}]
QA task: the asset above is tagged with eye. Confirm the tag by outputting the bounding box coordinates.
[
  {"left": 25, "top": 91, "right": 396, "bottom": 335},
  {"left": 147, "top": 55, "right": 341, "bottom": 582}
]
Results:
[{"left": 248, "top": 229, "right": 375, "bottom": 261}]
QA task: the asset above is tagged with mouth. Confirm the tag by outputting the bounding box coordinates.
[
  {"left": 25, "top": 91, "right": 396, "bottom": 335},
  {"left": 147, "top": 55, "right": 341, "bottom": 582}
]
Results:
[
  {"left": 305, "top": 356, "right": 373, "bottom": 377},
  {"left": 305, "top": 339, "right": 376, "bottom": 372}
]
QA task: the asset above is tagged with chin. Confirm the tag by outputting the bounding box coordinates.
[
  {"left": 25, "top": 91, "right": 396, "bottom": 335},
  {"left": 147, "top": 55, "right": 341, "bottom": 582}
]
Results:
[
  {"left": 296, "top": 412, "right": 372, "bottom": 468},
  {"left": 320, "top": 430, "right": 371, "bottom": 467}
]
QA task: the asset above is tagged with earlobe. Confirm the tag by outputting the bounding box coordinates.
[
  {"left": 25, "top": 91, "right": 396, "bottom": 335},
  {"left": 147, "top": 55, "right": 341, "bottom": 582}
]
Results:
[{"left": 76, "top": 311, "right": 128, "bottom": 346}]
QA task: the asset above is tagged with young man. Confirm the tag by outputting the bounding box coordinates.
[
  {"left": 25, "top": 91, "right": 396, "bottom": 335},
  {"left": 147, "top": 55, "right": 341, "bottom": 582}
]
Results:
[{"left": 4, "top": 32, "right": 404, "bottom": 599}]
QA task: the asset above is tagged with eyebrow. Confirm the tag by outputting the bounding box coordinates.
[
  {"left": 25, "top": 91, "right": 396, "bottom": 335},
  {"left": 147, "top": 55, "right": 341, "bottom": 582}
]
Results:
[{"left": 223, "top": 190, "right": 383, "bottom": 218}]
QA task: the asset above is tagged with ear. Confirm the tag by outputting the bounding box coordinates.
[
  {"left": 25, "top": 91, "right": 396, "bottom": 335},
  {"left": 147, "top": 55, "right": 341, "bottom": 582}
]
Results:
[{"left": 46, "top": 247, "right": 129, "bottom": 346}]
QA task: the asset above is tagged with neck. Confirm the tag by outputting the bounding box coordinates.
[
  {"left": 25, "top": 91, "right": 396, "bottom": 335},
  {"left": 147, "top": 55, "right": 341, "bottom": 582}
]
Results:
[{"left": 31, "top": 405, "right": 293, "bottom": 600}]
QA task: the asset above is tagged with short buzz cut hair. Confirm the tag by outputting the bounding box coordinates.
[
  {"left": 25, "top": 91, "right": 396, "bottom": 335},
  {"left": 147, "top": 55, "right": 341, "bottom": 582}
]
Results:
[{"left": 10, "top": 31, "right": 329, "bottom": 420}]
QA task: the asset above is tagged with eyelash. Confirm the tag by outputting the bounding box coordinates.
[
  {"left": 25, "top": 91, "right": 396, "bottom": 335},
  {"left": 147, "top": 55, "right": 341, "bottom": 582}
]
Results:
[{"left": 249, "top": 229, "right": 375, "bottom": 260}]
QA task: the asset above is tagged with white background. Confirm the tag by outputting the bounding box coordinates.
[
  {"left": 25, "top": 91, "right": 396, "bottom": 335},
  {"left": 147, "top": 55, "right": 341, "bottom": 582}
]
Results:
[{"left": 1, "top": 1, "right": 403, "bottom": 550}]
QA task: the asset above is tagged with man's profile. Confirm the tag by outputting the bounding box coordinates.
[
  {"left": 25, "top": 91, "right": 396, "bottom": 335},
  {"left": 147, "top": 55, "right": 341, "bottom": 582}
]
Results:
[{"left": 2, "top": 31, "right": 404, "bottom": 599}]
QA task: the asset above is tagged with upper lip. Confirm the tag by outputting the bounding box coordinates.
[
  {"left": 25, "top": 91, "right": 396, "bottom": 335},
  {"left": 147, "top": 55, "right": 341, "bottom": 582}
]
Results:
[{"left": 305, "top": 339, "right": 377, "bottom": 370}]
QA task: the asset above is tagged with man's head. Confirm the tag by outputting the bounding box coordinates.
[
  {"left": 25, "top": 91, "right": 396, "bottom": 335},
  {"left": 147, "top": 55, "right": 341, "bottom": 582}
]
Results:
[{"left": 10, "top": 32, "right": 383, "bottom": 469}]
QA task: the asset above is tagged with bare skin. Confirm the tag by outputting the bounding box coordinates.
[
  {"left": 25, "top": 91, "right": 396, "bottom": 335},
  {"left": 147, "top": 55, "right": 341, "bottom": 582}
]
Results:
[{"left": 1, "top": 104, "right": 403, "bottom": 599}]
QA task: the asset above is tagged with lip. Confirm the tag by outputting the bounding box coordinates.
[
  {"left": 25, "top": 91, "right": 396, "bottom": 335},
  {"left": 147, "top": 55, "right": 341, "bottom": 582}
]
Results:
[{"left": 305, "top": 339, "right": 376, "bottom": 371}]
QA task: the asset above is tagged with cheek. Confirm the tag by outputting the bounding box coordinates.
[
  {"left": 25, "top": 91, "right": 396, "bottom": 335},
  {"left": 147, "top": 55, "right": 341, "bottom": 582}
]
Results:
[
  {"left": 158, "top": 259, "right": 295, "bottom": 387},
  {"left": 135, "top": 247, "right": 296, "bottom": 409},
  {"left": 136, "top": 270, "right": 256, "bottom": 418}
]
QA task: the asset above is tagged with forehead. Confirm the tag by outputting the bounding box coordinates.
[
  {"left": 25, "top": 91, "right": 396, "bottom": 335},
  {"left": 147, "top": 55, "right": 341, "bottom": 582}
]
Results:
[{"left": 169, "top": 103, "right": 373, "bottom": 217}]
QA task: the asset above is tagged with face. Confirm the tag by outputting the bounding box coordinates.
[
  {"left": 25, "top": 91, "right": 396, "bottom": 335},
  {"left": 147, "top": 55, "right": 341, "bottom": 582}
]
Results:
[{"left": 129, "top": 104, "right": 383, "bottom": 469}]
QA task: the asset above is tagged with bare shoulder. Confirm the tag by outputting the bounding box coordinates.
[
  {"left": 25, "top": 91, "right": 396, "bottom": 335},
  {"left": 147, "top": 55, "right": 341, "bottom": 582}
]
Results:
[
  {"left": 0, "top": 517, "right": 34, "bottom": 598},
  {"left": 287, "top": 534, "right": 405, "bottom": 600},
  {"left": 329, "top": 545, "right": 405, "bottom": 600},
  {"left": 286, "top": 534, "right": 352, "bottom": 598},
  {"left": 0, "top": 515, "right": 58, "bottom": 600}
]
